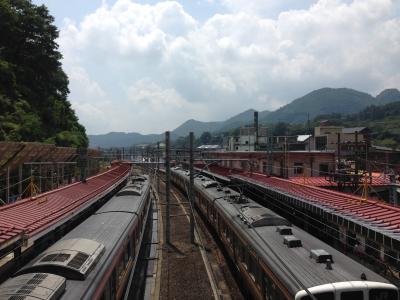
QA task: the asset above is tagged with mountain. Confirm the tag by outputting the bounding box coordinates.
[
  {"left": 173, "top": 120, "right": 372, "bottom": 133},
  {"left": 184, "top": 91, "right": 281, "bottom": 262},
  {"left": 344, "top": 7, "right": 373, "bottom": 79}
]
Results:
[
  {"left": 375, "top": 88, "right": 400, "bottom": 105},
  {"left": 89, "top": 109, "right": 271, "bottom": 147},
  {"left": 89, "top": 87, "right": 400, "bottom": 148},
  {"left": 263, "top": 88, "right": 377, "bottom": 124},
  {"left": 89, "top": 132, "right": 166, "bottom": 148},
  {"left": 217, "top": 109, "right": 271, "bottom": 132},
  {"left": 172, "top": 119, "right": 220, "bottom": 137}
]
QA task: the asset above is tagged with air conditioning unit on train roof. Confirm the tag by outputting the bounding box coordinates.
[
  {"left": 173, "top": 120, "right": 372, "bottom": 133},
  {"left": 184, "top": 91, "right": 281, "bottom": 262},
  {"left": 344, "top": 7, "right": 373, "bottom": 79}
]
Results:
[
  {"left": 0, "top": 273, "right": 66, "bottom": 300},
  {"left": 310, "top": 249, "right": 333, "bottom": 263},
  {"left": 131, "top": 175, "right": 146, "bottom": 183},
  {"left": 240, "top": 206, "right": 291, "bottom": 228},
  {"left": 276, "top": 226, "right": 292, "bottom": 235},
  {"left": 117, "top": 185, "right": 142, "bottom": 196},
  {"left": 16, "top": 239, "right": 105, "bottom": 281},
  {"left": 202, "top": 180, "right": 218, "bottom": 188},
  {"left": 283, "top": 235, "right": 302, "bottom": 248}
]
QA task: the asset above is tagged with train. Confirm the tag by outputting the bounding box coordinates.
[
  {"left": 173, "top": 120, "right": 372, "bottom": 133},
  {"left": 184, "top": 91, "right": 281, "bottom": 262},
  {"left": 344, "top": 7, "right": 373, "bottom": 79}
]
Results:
[
  {"left": 169, "top": 167, "right": 399, "bottom": 300},
  {"left": 0, "top": 174, "right": 151, "bottom": 300}
]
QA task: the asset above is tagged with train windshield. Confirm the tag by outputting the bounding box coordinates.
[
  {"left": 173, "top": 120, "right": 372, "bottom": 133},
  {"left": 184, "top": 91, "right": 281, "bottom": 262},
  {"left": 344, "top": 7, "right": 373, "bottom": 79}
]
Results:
[
  {"left": 300, "top": 292, "right": 334, "bottom": 300},
  {"left": 340, "top": 291, "right": 363, "bottom": 300},
  {"left": 369, "top": 288, "right": 398, "bottom": 300}
]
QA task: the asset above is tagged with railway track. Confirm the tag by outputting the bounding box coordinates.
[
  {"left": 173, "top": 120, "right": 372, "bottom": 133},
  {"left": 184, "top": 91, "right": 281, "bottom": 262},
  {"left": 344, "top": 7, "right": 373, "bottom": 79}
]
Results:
[{"left": 155, "top": 173, "right": 243, "bottom": 300}]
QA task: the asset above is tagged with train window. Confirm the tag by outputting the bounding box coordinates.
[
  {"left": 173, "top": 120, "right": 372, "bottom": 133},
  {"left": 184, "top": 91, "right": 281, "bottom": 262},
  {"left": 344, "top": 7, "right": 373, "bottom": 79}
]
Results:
[
  {"left": 124, "top": 245, "right": 129, "bottom": 265},
  {"left": 130, "top": 238, "right": 135, "bottom": 257},
  {"left": 249, "top": 256, "right": 256, "bottom": 281},
  {"left": 117, "top": 260, "right": 125, "bottom": 284},
  {"left": 240, "top": 244, "right": 246, "bottom": 262},
  {"left": 100, "top": 291, "right": 106, "bottom": 300},
  {"left": 264, "top": 275, "right": 271, "bottom": 300},
  {"left": 103, "top": 281, "right": 111, "bottom": 300},
  {"left": 369, "top": 289, "right": 398, "bottom": 300},
  {"left": 340, "top": 291, "right": 363, "bottom": 300},
  {"left": 110, "top": 270, "right": 116, "bottom": 299},
  {"left": 301, "top": 292, "right": 334, "bottom": 300}
]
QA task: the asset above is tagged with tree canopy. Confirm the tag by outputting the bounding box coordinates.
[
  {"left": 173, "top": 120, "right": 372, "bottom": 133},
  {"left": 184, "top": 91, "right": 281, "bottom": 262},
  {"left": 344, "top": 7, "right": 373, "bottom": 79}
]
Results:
[{"left": 0, "top": 0, "right": 87, "bottom": 147}]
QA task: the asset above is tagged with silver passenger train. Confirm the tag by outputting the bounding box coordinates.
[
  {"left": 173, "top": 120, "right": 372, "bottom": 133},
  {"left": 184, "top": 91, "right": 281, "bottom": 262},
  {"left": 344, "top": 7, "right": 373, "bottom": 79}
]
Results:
[
  {"left": 0, "top": 174, "right": 151, "bottom": 300},
  {"left": 170, "top": 167, "right": 399, "bottom": 300}
]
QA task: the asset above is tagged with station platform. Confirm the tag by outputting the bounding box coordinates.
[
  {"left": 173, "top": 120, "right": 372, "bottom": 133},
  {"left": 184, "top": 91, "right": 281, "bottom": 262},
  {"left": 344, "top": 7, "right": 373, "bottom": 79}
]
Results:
[{"left": 0, "top": 162, "right": 131, "bottom": 252}]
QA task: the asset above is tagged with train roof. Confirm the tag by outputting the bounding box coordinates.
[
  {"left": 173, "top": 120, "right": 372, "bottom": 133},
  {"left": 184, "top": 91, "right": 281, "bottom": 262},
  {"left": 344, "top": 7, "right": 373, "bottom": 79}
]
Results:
[
  {"left": 15, "top": 175, "right": 150, "bottom": 300},
  {"left": 96, "top": 175, "right": 149, "bottom": 214},
  {"left": 172, "top": 169, "right": 391, "bottom": 295}
]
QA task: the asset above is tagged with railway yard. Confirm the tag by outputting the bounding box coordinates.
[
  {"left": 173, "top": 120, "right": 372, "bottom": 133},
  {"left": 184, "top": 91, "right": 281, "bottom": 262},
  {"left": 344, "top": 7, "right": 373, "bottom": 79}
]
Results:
[
  {"left": 0, "top": 157, "right": 400, "bottom": 300},
  {"left": 2, "top": 1, "right": 400, "bottom": 298},
  {"left": 155, "top": 171, "right": 243, "bottom": 300}
]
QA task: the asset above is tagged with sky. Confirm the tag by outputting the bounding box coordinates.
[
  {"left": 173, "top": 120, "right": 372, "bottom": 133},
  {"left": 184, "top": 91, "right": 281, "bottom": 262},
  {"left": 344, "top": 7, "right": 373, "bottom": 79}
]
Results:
[{"left": 31, "top": 0, "right": 400, "bottom": 135}]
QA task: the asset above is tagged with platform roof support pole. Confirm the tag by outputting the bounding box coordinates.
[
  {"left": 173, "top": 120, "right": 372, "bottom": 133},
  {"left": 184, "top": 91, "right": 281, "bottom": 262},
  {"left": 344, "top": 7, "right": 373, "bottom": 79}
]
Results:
[
  {"left": 39, "top": 164, "right": 42, "bottom": 192},
  {"left": 6, "top": 167, "right": 10, "bottom": 203},
  {"left": 61, "top": 163, "right": 65, "bottom": 185},
  {"left": 189, "top": 132, "right": 195, "bottom": 244},
  {"left": 165, "top": 131, "right": 171, "bottom": 244},
  {"left": 51, "top": 163, "right": 54, "bottom": 189},
  {"left": 18, "top": 165, "right": 23, "bottom": 197},
  {"left": 56, "top": 163, "right": 59, "bottom": 188}
]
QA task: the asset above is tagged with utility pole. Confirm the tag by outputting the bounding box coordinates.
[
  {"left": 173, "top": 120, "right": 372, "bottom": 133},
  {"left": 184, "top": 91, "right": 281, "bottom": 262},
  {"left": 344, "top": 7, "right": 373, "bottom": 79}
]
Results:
[
  {"left": 355, "top": 131, "right": 359, "bottom": 175},
  {"left": 189, "top": 132, "right": 195, "bottom": 244},
  {"left": 308, "top": 113, "right": 313, "bottom": 176},
  {"left": 254, "top": 111, "right": 259, "bottom": 151},
  {"left": 157, "top": 142, "right": 160, "bottom": 193},
  {"left": 267, "top": 129, "right": 273, "bottom": 175},
  {"left": 165, "top": 131, "right": 171, "bottom": 244},
  {"left": 337, "top": 133, "right": 341, "bottom": 170}
]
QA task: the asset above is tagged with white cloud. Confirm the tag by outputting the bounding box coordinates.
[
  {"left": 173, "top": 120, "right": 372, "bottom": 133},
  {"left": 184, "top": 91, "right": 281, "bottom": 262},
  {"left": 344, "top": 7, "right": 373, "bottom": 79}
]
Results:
[
  {"left": 59, "top": 0, "right": 400, "bottom": 135},
  {"left": 220, "top": 0, "right": 318, "bottom": 17}
]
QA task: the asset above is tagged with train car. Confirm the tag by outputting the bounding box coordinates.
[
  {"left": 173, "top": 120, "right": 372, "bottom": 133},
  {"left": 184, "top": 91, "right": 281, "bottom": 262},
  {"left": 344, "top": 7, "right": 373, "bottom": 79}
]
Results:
[
  {"left": 170, "top": 167, "right": 399, "bottom": 300},
  {"left": 0, "top": 174, "right": 151, "bottom": 300}
]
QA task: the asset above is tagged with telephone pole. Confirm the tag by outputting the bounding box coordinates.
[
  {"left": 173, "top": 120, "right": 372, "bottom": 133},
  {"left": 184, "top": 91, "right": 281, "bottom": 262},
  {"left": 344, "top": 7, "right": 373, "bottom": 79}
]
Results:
[
  {"left": 189, "top": 132, "right": 195, "bottom": 244},
  {"left": 165, "top": 131, "right": 171, "bottom": 244}
]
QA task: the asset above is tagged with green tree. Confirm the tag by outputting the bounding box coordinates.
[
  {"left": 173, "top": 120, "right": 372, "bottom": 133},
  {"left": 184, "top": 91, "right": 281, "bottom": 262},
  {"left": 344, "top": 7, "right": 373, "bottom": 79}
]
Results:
[
  {"left": 0, "top": 0, "right": 87, "bottom": 147},
  {"left": 199, "top": 131, "right": 212, "bottom": 144}
]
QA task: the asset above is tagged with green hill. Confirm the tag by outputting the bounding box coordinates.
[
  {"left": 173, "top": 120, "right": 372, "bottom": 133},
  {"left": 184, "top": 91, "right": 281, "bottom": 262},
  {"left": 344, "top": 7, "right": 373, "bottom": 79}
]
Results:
[
  {"left": 0, "top": 0, "right": 87, "bottom": 147},
  {"left": 263, "top": 88, "right": 378, "bottom": 123},
  {"left": 375, "top": 88, "right": 400, "bottom": 105}
]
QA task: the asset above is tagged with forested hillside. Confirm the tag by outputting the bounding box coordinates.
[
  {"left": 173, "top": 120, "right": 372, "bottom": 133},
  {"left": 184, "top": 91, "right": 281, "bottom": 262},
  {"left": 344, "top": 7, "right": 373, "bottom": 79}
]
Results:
[{"left": 0, "top": 0, "right": 87, "bottom": 147}]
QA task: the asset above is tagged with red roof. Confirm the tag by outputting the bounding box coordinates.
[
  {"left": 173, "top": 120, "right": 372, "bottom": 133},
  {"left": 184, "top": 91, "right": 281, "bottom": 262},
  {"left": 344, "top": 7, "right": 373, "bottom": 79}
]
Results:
[
  {"left": 203, "top": 166, "right": 400, "bottom": 232},
  {"left": 0, "top": 163, "right": 130, "bottom": 247}
]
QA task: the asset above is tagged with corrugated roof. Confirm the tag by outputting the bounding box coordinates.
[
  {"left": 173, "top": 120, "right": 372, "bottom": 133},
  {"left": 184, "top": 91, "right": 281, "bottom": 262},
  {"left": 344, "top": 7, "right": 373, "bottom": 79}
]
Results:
[{"left": 0, "top": 163, "right": 130, "bottom": 248}]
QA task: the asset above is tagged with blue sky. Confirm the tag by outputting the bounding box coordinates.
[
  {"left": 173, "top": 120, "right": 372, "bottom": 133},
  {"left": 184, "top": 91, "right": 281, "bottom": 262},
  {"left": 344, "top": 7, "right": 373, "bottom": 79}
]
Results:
[
  {"left": 32, "top": 0, "right": 318, "bottom": 26},
  {"left": 31, "top": 0, "right": 400, "bottom": 135}
]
